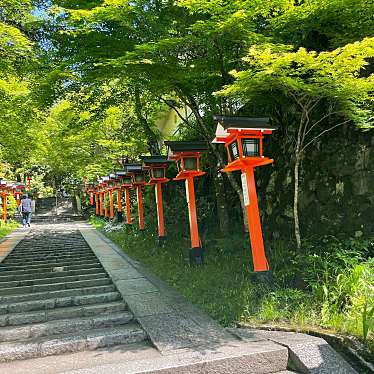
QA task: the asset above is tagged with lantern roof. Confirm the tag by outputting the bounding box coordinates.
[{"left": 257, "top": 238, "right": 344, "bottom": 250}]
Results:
[
  {"left": 115, "top": 170, "right": 130, "bottom": 178},
  {"left": 124, "top": 163, "right": 143, "bottom": 174},
  {"left": 140, "top": 155, "right": 172, "bottom": 165},
  {"left": 212, "top": 116, "right": 277, "bottom": 143},
  {"left": 165, "top": 141, "right": 208, "bottom": 157},
  {"left": 99, "top": 176, "right": 110, "bottom": 184},
  {"left": 108, "top": 174, "right": 116, "bottom": 180}
]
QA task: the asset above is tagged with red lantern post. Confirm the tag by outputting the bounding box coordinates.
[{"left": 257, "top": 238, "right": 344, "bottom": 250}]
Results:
[
  {"left": 114, "top": 173, "right": 123, "bottom": 222},
  {"left": 165, "top": 141, "right": 208, "bottom": 264},
  {"left": 116, "top": 171, "right": 133, "bottom": 224},
  {"left": 99, "top": 176, "right": 110, "bottom": 219},
  {"left": 14, "top": 183, "right": 25, "bottom": 207},
  {"left": 26, "top": 176, "right": 32, "bottom": 191},
  {"left": 84, "top": 182, "right": 95, "bottom": 206},
  {"left": 141, "top": 155, "right": 171, "bottom": 243},
  {"left": 125, "top": 164, "right": 146, "bottom": 231},
  {"left": 107, "top": 174, "right": 116, "bottom": 220},
  {"left": 213, "top": 116, "right": 277, "bottom": 275},
  {"left": 99, "top": 189, "right": 104, "bottom": 216},
  {"left": 0, "top": 180, "right": 8, "bottom": 222},
  {"left": 95, "top": 190, "right": 99, "bottom": 215}
]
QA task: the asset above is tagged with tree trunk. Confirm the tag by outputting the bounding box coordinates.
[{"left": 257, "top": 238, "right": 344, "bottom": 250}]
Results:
[
  {"left": 213, "top": 168, "right": 229, "bottom": 234},
  {"left": 134, "top": 87, "right": 160, "bottom": 155},
  {"left": 293, "top": 155, "right": 301, "bottom": 250}
]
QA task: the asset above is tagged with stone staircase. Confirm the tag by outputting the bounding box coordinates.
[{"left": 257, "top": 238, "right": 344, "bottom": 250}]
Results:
[
  {"left": 0, "top": 227, "right": 147, "bottom": 362},
  {"left": 33, "top": 197, "right": 83, "bottom": 223}
]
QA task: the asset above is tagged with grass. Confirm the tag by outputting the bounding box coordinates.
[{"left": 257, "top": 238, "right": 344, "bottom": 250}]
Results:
[
  {"left": 0, "top": 221, "right": 19, "bottom": 240},
  {"left": 90, "top": 216, "right": 373, "bottom": 359}
]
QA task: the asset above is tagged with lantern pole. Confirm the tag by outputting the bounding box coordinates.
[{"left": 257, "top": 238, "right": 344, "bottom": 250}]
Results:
[
  {"left": 109, "top": 188, "right": 114, "bottom": 219},
  {"left": 2, "top": 191, "right": 7, "bottom": 222},
  {"left": 124, "top": 187, "right": 132, "bottom": 224},
  {"left": 99, "top": 191, "right": 104, "bottom": 216},
  {"left": 136, "top": 185, "right": 144, "bottom": 230},
  {"left": 15, "top": 192, "right": 21, "bottom": 207},
  {"left": 185, "top": 175, "right": 202, "bottom": 260},
  {"left": 104, "top": 190, "right": 109, "bottom": 219},
  {"left": 117, "top": 187, "right": 123, "bottom": 222},
  {"left": 95, "top": 192, "right": 99, "bottom": 215},
  {"left": 26, "top": 176, "right": 32, "bottom": 191},
  {"left": 243, "top": 168, "right": 269, "bottom": 272},
  {"left": 155, "top": 182, "right": 166, "bottom": 240}
]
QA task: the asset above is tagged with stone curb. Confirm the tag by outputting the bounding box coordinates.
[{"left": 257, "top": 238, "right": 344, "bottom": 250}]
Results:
[
  {"left": 229, "top": 328, "right": 358, "bottom": 374},
  {"left": 61, "top": 339, "right": 288, "bottom": 374},
  {"left": 78, "top": 224, "right": 290, "bottom": 373},
  {"left": 240, "top": 324, "right": 373, "bottom": 373},
  {"left": 0, "top": 227, "right": 30, "bottom": 264}
]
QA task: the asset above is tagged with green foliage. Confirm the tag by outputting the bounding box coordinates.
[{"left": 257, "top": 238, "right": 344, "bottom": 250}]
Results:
[
  {"left": 6, "top": 195, "right": 18, "bottom": 220},
  {"left": 271, "top": 0, "right": 374, "bottom": 50},
  {"left": 0, "top": 220, "right": 19, "bottom": 239},
  {"left": 219, "top": 39, "right": 374, "bottom": 129}
]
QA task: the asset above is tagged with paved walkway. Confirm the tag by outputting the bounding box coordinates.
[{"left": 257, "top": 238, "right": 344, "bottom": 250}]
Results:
[{"left": 0, "top": 222, "right": 358, "bottom": 374}]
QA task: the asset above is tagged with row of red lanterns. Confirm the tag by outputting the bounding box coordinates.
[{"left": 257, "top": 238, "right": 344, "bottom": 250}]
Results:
[
  {"left": 85, "top": 116, "right": 277, "bottom": 274},
  {"left": 0, "top": 180, "right": 27, "bottom": 221}
]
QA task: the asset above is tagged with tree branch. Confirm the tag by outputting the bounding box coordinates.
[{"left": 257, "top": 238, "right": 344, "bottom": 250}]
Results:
[
  {"left": 159, "top": 97, "right": 191, "bottom": 128},
  {"left": 304, "top": 111, "right": 342, "bottom": 138},
  {"left": 301, "top": 120, "right": 350, "bottom": 153}
]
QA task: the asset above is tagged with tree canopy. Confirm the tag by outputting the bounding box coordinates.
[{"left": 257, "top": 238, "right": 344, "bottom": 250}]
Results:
[{"left": 1, "top": 0, "right": 373, "bottom": 240}]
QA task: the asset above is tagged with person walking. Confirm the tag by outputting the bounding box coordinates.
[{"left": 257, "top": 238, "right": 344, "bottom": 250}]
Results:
[{"left": 20, "top": 194, "right": 33, "bottom": 228}]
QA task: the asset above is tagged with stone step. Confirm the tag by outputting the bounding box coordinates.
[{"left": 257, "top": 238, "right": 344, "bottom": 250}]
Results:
[
  {"left": 0, "top": 301, "right": 126, "bottom": 327},
  {"left": 9, "top": 245, "right": 91, "bottom": 251},
  {"left": 5, "top": 250, "right": 94, "bottom": 260},
  {"left": 14, "top": 245, "right": 90, "bottom": 251},
  {"left": 11, "top": 243, "right": 89, "bottom": 247},
  {"left": 0, "top": 311, "right": 134, "bottom": 343},
  {"left": 0, "top": 323, "right": 146, "bottom": 362},
  {"left": 0, "top": 284, "right": 116, "bottom": 304},
  {"left": 0, "top": 261, "right": 102, "bottom": 276},
  {"left": 0, "top": 291, "right": 121, "bottom": 315},
  {"left": 3, "top": 254, "right": 97, "bottom": 265},
  {"left": 0, "top": 259, "right": 100, "bottom": 272},
  {"left": 9, "top": 243, "right": 90, "bottom": 249},
  {"left": 0, "top": 272, "right": 108, "bottom": 288},
  {"left": 0, "top": 277, "right": 112, "bottom": 296},
  {"left": 0, "top": 267, "right": 105, "bottom": 282}
]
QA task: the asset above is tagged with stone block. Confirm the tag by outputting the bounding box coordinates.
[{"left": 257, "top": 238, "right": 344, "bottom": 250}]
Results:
[
  {"left": 47, "top": 307, "right": 83, "bottom": 320},
  {"left": 55, "top": 296, "right": 74, "bottom": 308},
  {"left": 233, "top": 329, "right": 357, "bottom": 374},
  {"left": 40, "top": 336, "right": 87, "bottom": 357},
  {"left": 0, "top": 325, "right": 31, "bottom": 342},
  {"left": 125, "top": 292, "right": 173, "bottom": 317},
  {"left": 88, "top": 327, "right": 146, "bottom": 350},
  {"left": 0, "top": 342, "right": 39, "bottom": 362},
  {"left": 116, "top": 278, "right": 157, "bottom": 296},
  {"left": 0, "top": 315, "right": 9, "bottom": 327},
  {"left": 138, "top": 312, "right": 230, "bottom": 353},
  {"left": 109, "top": 267, "right": 143, "bottom": 281},
  {"left": 288, "top": 342, "right": 358, "bottom": 374},
  {"left": 8, "top": 311, "right": 46, "bottom": 326},
  {"left": 91, "top": 312, "right": 133, "bottom": 329}
]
